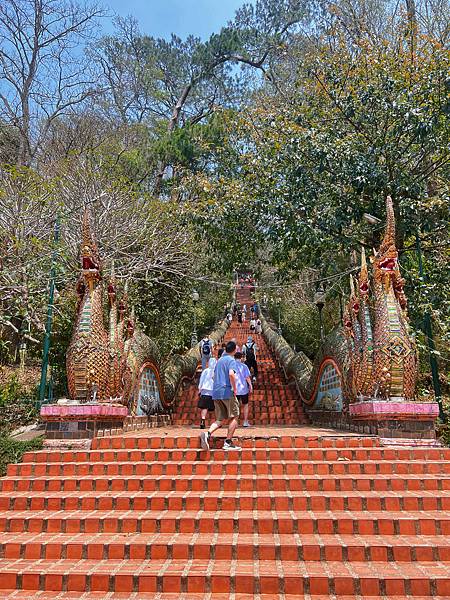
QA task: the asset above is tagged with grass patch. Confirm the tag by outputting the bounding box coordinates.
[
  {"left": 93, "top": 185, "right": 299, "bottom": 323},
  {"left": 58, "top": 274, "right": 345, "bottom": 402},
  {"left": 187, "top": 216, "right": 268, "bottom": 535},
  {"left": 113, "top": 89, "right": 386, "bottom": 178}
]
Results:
[{"left": 0, "top": 435, "right": 44, "bottom": 477}]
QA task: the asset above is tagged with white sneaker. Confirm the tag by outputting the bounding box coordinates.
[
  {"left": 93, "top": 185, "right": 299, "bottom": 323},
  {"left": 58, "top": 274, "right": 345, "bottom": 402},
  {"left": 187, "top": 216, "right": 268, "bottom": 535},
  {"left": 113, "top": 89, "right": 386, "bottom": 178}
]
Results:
[
  {"left": 223, "top": 440, "right": 242, "bottom": 451},
  {"left": 200, "top": 431, "right": 210, "bottom": 451},
  {"left": 243, "top": 421, "right": 251, "bottom": 427}
]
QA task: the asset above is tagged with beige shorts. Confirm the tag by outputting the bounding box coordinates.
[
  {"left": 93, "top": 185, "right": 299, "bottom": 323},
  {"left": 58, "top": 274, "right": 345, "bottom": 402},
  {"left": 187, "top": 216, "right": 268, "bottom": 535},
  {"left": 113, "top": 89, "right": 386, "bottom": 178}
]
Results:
[{"left": 214, "top": 396, "right": 240, "bottom": 421}]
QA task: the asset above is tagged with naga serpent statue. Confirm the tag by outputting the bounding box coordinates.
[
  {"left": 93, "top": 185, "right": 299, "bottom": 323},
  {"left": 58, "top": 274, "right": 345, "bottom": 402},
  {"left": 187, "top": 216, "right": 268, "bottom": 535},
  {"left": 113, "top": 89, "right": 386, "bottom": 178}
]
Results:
[
  {"left": 262, "top": 196, "right": 439, "bottom": 440},
  {"left": 344, "top": 195, "right": 417, "bottom": 403},
  {"left": 66, "top": 209, "right": 163, "bottom": 413}
]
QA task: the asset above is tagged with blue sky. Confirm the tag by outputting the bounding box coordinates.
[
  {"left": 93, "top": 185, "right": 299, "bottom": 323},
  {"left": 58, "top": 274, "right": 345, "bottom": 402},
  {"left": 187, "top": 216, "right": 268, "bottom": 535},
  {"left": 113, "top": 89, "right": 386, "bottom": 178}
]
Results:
[{"left": 102, "top": 0, "right": 249, "bottom": 39}]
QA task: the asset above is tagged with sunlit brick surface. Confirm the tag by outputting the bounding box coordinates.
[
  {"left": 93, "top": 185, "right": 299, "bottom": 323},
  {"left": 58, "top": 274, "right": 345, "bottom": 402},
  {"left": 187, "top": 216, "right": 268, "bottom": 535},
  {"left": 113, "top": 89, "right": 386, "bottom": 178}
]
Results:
[{"left": 1, "top": 424, "right": 449, "bottom": 597}]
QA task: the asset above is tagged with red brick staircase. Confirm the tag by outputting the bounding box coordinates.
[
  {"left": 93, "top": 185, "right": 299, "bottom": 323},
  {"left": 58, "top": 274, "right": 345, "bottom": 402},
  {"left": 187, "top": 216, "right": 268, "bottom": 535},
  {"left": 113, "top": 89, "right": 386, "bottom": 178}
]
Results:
[
  {"left": 0, "top": 285, "right": 449, "bottom": 598},
  {"left": 174, "top": 286, "right": 308, "bottom": 427},
  {"left": 0, "top": 429, "right": 449, "bottom": 598}
]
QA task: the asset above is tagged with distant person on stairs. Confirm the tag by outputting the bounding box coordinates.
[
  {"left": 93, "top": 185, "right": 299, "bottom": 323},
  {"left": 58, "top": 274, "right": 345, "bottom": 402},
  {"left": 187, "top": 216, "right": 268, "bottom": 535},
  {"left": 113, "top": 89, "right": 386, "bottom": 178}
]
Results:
[
  {"left": 234, "top": 352, "right": 253, "bottom": 427},
  {"left": 243, "top": 336, "right": 258, "bottom": 381},
  {"left": 218, "top": 343, "right": 226, "bottom": 359},
  {"left": 200, "top": 340, "right": 241, "bottom": 451},
  {"left": 255, "top": 318, "right": 262, "bottom": 335},
  {"left": 199, "top": 335, "right": 214, "bottom": 370},
  {"left": 197, "top": 357, "right": 217, "bottom": 429}
]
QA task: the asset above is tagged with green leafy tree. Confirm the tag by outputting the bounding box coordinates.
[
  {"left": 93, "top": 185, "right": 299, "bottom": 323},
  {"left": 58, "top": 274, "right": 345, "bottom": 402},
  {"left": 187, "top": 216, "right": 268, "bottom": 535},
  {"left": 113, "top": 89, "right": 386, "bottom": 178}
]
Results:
[
  {"left": 180, "top": 2, "right": 449, "bottom": 381},
  {"left": 93, "top": 1, "right": 313, "bottom": 191}
]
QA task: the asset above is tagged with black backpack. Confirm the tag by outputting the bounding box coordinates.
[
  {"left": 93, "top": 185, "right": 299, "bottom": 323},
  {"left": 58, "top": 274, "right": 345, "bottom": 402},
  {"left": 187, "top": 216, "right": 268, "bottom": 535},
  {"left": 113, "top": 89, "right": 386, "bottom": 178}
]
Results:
[
  {"left": 245, "top": 343, "right": 255, "bottom": 360},
  {"left": 202, "top": 340, "right": 211, "bottom": 355}
]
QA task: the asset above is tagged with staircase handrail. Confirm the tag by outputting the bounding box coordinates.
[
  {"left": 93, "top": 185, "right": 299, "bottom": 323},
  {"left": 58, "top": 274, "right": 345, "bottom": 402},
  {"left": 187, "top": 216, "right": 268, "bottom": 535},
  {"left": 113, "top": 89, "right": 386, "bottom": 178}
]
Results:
[
  {"left": 259, "top": 312, "right": 313, "bottom": 404},
  {"left": 260, "top": 312, "right": 351, "bottom": 407}
]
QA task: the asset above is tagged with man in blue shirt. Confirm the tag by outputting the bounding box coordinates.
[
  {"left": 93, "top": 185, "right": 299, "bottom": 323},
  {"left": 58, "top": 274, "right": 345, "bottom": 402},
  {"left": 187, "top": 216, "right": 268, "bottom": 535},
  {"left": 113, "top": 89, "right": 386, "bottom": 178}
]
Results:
[
  {"left": 200, "top": 340, "right": 241, "bottom": 451},
  {"left": 234, "top": 351, "right": 253, "bottom": 427}
]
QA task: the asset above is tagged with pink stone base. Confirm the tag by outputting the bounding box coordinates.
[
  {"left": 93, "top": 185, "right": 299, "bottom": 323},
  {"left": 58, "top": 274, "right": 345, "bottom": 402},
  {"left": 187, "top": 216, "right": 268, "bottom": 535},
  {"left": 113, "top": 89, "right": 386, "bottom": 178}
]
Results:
[
  {"left": 349, "top": 400, "right": 440, "bottom": 420},
  {"left": 41, "top": 403, "right": 128, "bottom": 421}
]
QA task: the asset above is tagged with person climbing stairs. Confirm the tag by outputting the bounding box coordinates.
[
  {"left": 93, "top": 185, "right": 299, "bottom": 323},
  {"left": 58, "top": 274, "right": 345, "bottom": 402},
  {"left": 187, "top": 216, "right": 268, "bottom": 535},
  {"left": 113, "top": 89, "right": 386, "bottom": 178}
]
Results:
[{"left": 173, "top": 284, "right": 308, "bottom": 427}]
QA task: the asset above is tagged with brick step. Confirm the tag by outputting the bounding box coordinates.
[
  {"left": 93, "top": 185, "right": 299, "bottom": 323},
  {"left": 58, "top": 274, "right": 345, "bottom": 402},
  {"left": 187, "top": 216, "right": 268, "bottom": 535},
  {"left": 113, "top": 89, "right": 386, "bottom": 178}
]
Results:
[
  {"left": 176, "top": 417, "right": 305, "bottom": 422},
  {"left": 175, "top": 420, "right": 307, "bottom": 426},
  {"left": 1, "top": 510, "right": 448, "bottom": 534},
  {"left": 0, "top": 595, "right": 441, "bottom": 600},
  {"left": 0, "top": 558, "right": 448, "bottom": 595},
  {"left": 1, "top": 490, "right": 448, "bottom": 512},
  {"left": 1, "top": 532, "right": 449, "bottom": 562},
  {"left": 181, "top": 389, "right": 294, "bottom": 396},
  {"left": 90, "top": 435, "right": 383, "bottom": 450},
  {"left": 175, "top": 413, "right": 302, "bottom": 420},
  {"left": 6, "top": 594, "right": 445, "bottom": 600},
  {"left": 179, "top": 379, "right": 288, "bottom": 386},
  {"left": 181, "top": 389, "right": 297, "bottom": 395},
  {"left": 180, "top": 397, "right": 298, "bottom": 404},
  {"left": 179, "top": 395, "right": 301, "bottom": 400},
  {"left": 180, "top": 411, "right": 308, "bottom": 418},
  {"left": 9, "top": 460, "right": 450, "bottom": 477},
  {"left": 175, "top": 405, "right": 301, "bottom": 412},
  {"left": 26, "top": 446, "right": 450, "bottom": 464},
  {"left": 176, "top": 409, "right": 302, "bottom": 415},
  {"left": 175, "top": 423, "right": 310, "bottom": 428},
  {"left": 173, "top": 419, "right": 307, "bottom": 426},
  {"left": 175, "top": 416, "right": 303, "bottom": 423},
  {"left": 177, "top": 404, "right": 299, "bottom": 408},
  {"left": 174, "top": 419, "right": 310, "bottom": 425},
  {"left": 28, "top": 440, "right": 394, "bottom": 463},
  {"left": 0, "top": 593, "right": 300, "bottom": 600},
  {"left": 176, "top": 405, "right": 301, "bottom": 411},
  {"left": 3, "top": 473, "right": 448, "bottom": 493},
  {"left": 179, "top": 393, "right": 298, "bottom": 399}
]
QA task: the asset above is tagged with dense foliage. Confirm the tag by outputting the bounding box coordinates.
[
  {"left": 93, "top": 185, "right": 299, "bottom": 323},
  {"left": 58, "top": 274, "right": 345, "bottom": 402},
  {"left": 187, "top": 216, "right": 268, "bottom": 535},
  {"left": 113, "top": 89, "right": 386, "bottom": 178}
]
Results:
[
  {"left": 0, "top": 371, "right": 39, "bottom": 435},
  {"left": 179, "top": 1, "right": 449, "bottom": 401},
  {"left": 0, "top": 369, "right": 42, "bottom": 476},
  {"left": 0, "top": 436, "right": 43, "bottom": 477}
]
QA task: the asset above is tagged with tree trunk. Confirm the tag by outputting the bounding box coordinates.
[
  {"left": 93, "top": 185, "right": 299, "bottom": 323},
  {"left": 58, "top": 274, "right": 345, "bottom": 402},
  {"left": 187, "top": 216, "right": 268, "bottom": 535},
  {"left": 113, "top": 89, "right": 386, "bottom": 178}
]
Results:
[
  {"left": 18, "top": 97, "right": 31, "bottom": 166},
  {"left": 154, "top": 83, "right": 194, "bottom": 193},
  {"left": 17, "top": 2, "right": 42, "bottom": 166},
  {"left": 405, "top": 0, "right": 417, "bottom": 62}
]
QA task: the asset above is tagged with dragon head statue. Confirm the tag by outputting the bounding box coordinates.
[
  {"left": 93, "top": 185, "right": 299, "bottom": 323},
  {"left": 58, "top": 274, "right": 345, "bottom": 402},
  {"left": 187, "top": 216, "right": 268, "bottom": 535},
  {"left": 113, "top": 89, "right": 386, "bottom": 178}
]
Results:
[
  {"left": 81, "top": 208, "right": 101, "bottom": 290},
  {"left": 373, "top": 196, "right": 398, "bottom": 286}
]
